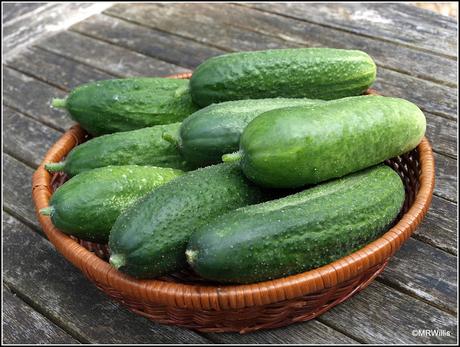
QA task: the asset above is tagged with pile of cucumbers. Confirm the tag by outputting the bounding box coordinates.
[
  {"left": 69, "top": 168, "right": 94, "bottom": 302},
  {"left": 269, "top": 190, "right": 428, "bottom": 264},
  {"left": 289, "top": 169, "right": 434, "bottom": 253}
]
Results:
[{"left": 42, "top": 48, "right": 426, "bottom": 284}]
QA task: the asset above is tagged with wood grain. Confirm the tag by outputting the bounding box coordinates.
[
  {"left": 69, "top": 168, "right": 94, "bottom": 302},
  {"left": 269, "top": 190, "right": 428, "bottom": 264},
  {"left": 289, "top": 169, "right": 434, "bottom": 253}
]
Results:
[
  {"left": 3, "top": 286, "right": 79, "bottom": 344},
  {"left": 2, "top": 3, "right": 48, "bottom": 24},
  {"left": 425, "top": 115, "right": 457, "bottom": 158},
  {"left": 71, "top": 14, "right": 223, "bottom": 69},
  {"left": 3, "top": 154, "right": 41, "bottom": 231},
  {"left": 378, "top": 238, "right": 457, "bottom": 313},
  {"left": 433, "top": 153, "right": 457, "bottom": 202},
  {"left": 205, "top": 319, "right": 358, "bottom": 344},
  {"left": 3, "top": 67, "right": 74, "bottom": 131},
  {"left": 4, "top": 106, "right": 63, "bottom": 168},
  {"left": 413, "top": 196, "right": 457, "bottom": 255},
  {"left": 2, "top": 212, "right": 211, "bottom": 344},
  {"left": 106, "top": 3, "right": 457, "bottom": 86},
  {"left": 6, "top": 46, "right": 113, "bottom": 91},
  {"left": 374, "top": 68, "right": 457, "bottom": 121},
  {"left": 319, "top": 281, "right": 457, "bottom": 344},
  {"left": 36, "top": 31, "right": 189, "bottom": 77},
  {"left": 240, "top": 2, "right": 457, "bottom": 58},
  {"left": 4, "top": 3, "right": 111, "bottom": 60}
]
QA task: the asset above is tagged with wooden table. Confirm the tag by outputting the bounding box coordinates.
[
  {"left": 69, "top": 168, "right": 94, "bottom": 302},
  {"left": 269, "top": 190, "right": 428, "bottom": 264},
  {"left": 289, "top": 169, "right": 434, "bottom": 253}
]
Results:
[{"left": 3, "top": 3, "right": 457, "bottom": 344}]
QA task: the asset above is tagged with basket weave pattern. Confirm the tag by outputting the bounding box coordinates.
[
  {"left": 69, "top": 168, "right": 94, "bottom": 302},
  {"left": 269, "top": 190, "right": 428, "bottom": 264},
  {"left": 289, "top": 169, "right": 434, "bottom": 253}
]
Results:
[{"left": 32, "top": 74, "right": 435, "bottom": 333}]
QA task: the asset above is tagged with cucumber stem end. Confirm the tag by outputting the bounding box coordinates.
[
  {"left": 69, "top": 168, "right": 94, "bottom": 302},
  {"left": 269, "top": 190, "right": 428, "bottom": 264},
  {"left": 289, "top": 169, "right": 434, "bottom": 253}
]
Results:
[
  {"left": 109, "top": 254, "right": 126, "bottom": 269},
  {"left": 45, "top": 162, "right": 65, "bottom": 172},
  {"left": 51, "top": 98, "right": 67, "bottom": 109},
  {"left": 39, "top": 206, "right": 54, "bottom": 216},
  {"left": 185, "top": 249, "right": 198, "bottom": 265},
  {"left": 222, "top": 151, "right": 242, "bottom": 163},
  {"left": 162, "top": 132, "right": 179, "bottom": 147}
]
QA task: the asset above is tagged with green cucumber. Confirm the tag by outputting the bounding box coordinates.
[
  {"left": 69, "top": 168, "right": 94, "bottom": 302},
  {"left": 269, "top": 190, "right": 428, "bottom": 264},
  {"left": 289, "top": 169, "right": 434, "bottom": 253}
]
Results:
[
  {"left": 186, "top": 165, "right": 405, "bottom": 284},
  {"left": 40, "top": 165, "right": 183, "bottom": 243},
  {"left": 190, "top": 48, "right": 376, "bottom": 106},
  {"left": 224, "top": 96, "right": 425, "bottom": 188},
  {"left": 45, "top": 123, "right": 190, "bottom": 177},
  {"left": 52, "top": 78, "right": 199, "bottom": 135},
  {"left": 164, "top": 98, "right": 323, "bottom": 168},
  {"left": 109, "top": 163, "right": 273, "bottom": 278}
]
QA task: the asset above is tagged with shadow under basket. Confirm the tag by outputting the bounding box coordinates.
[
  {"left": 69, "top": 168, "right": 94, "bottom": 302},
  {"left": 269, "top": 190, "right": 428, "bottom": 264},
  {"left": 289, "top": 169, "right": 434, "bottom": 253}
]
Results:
[{"left": 32, "top": 73, "right": 435, "bottom": 333}]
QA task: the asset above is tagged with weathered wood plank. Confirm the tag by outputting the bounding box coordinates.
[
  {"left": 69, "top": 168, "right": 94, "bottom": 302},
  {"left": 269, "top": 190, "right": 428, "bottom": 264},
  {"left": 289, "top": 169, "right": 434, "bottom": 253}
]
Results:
[
  {"left": 4, "top": 3, "right": 112, "bottom": 60},
  {"left": 3, "top": 106, "right": 62, "bottom": 168},
  {"left": 241, "top": 2, "right": 457, "bottom": 58},
  {"left": 103, "top": 4, "right": 457, "bottom": 120},
  {"left": 319, "top": 281, "right": 457, "bottom": 344},
  {"left": 425, "top": 114, "right": 457, "bottom": 158},
  {"left": 2, "top": 213, "right": 211, "bottom": 344},
  {"left": 414, "top": 196, "right": 457, "bottom": 255},
  {"left": 3, "top": 154, "right": 40, "bottom": 231},
  {"left": 106, "top": 3, "right": 457, "bottom": 87},
  {"left": 375, "top": 68, "right": 457, "bottom": 121},
  {"left": 71, "top": 14, "right": 223, "bottom": 69},
  {"left": 106, "top": 3, "right": 299, "bottom": 52},
  {"left": 434, "top": 153, "right": 457, "bottom": 202},
  {"left": 378, "top": 238, "right": 457, "bottom": 313},
  {"left": 205, "top": 320, "right": 357, "bottom": 344},
  {"left": 2, "top": 3, "right": 48, "bottom": 24},
  {"left": 36, "top": 31, "right": 189, "bottom": 77},
  {"left": 3, "top": 67, "right": 75, "bottom": 131},
  {"left": 6, "top": 46, "right": 114, "bottom": 91},
  {"left": 2, "top": 286, "right": 80, "bottom": 344}
]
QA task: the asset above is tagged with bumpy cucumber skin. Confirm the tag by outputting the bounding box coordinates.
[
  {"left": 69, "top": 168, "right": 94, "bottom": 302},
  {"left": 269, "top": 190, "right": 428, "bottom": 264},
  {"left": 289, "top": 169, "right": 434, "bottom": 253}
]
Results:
[
  {"left": 64, "top": 78, "right": 199, "bottom": 135},
  {"left": 61, "top": 123, "right": 190, "bottom": 176},
  {"left": 190, "top": 48, "right": 376, "bottom": 106},
  {"left": 179, "top": 98, "right": 322, "bottom": 168},
  {"left": 109, "top": 163, "right": 272, "bottom": 279},
  {"left": 238, "top": 95, "right": 426, "bottom": 188},
  {"left": 48, "top": 165, "right": 183, "bottom": 243},
  {"left": 187, "top": 165, "right": 405, "bottom": 284}
]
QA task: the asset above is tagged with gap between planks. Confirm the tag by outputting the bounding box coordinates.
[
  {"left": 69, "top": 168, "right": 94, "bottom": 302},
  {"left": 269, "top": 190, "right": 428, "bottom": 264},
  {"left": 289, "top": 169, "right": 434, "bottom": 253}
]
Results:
[{"left": 3, "top": 282, "right": 89, "bottom": 344}]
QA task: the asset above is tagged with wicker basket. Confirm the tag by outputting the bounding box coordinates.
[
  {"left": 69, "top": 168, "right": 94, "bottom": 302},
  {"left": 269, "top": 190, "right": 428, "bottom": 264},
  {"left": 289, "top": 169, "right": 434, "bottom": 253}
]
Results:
[{"left": 32, "top": 73, "right": 435, "bottom": 333}]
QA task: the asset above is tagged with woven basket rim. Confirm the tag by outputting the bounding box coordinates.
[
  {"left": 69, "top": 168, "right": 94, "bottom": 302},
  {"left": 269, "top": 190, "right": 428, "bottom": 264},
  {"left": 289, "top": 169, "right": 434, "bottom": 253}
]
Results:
[{"left": 32, "top": 73, "right": 435, "bottom": 311}]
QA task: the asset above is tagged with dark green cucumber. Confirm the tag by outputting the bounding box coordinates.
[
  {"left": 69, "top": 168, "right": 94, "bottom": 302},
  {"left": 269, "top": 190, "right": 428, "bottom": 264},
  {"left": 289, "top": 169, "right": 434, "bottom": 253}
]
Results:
[
  {"left": 224, "top": 96, "right": 426, "bottom": 188},
  {"left": 165, "top": 98, "right": 322, "bottom": 168},
  {"left": 109, "top": 163, "right": 273, "bottom": 278},
  {"left": 52, "top": 78, "right": 199, "bottom": 135},
  {"left": 187, "top": 165, "right": 405, "bottom": 284},
  {"left": 45, "top": 123, "right": 190, "bottom": 177},
  {"left": 39, "top": 165, "right": 183, "bottom": 243},
  {"left": 190, "top": 48, "right": 376, "bottom": 106}
]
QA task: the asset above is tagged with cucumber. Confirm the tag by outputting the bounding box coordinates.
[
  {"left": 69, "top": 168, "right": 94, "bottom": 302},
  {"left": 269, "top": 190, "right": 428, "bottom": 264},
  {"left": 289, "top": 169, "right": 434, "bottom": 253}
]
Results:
[
  {"left": 186, "top": 165, "right": 405, "bottom": 284},
  {"left": 39, "top": 165, "right": 183, "bottom": 243},
  {"left": 164, "top": 98, "right": 322, "bottom": 168},
  {"left": 52, "top": 78, "right": 199, "bottom": 135},
  {"left": 224, "top": 96, "right": 425, "bottom": 188},
  {"left": 190, "top": 48, "right": 376, "bottom": 106},
  {"left": 45, "top": 123, "right": 190, "bottom": 177},
  {"left": 109, "top": 163, "right": 273, "bottom": 278}
]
